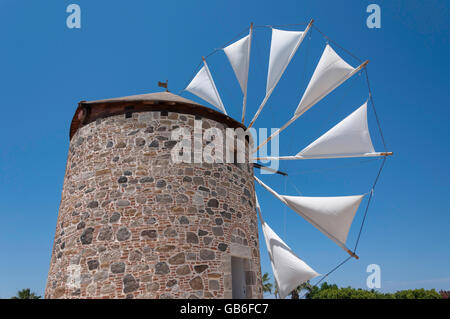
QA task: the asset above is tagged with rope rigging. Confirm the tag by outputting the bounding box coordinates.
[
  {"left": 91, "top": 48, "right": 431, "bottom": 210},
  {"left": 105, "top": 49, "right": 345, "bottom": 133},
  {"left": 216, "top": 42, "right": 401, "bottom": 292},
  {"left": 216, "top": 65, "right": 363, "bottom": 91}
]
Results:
[
  {"left": 353, "top": 156, "right": 387, "bottom": 252},
  {"left": 178, "top": 25, "right": 250, "bottom": 95},
  {"left": 300, "top": 255, "right": 353, "bottom": 299},
  {"left": 364, "top": 68, "right": 388, "bottom": 152},
  {"left": 287, "top": 157, "right": 381, "bottom": 176},
  {"left": 254, "top": 22, "right": 309, "bottom": 29},
  {"left": 312, "top": 25, "right": 363, "bottom": 63}
]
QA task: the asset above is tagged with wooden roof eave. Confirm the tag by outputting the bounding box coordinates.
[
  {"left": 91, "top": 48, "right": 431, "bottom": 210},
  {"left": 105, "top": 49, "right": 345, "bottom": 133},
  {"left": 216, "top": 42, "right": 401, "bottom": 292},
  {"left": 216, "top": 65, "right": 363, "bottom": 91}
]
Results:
[{"left": 69, "top": 98, "right": 247, "bottom": 141}]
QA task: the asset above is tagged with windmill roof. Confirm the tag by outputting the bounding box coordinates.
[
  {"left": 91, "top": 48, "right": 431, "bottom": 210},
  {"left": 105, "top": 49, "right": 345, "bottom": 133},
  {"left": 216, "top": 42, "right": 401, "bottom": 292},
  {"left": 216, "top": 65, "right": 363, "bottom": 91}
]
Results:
[
  {"left": 81, "top": 91, "right": 204, "bottom": 106},
  {"left": 69, "top": 91, "right": 245, "bottom": 140}
]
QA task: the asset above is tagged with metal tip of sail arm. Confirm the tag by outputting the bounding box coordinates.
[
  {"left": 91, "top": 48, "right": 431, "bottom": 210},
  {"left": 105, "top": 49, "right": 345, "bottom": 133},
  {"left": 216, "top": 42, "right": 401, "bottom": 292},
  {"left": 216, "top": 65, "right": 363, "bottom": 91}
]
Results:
[{"left": 359, "top": 60, "right": 369, "bottom": 69}]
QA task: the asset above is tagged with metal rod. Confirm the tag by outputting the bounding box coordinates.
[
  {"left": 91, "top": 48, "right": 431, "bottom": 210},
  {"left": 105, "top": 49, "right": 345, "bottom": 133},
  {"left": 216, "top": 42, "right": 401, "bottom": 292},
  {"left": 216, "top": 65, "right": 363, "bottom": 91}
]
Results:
[
  {"left": 253, "top": 163, "right": 288, "bottom": 176},
  {"left": 241, "top": 22, "right": 253, "bottom": 124}
]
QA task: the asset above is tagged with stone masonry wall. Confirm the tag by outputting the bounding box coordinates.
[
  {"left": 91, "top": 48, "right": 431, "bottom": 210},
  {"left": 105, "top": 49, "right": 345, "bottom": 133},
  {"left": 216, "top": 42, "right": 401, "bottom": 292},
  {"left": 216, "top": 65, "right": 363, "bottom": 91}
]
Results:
[{"left": 45, "top": 110, "right": 262, "bottom": 299}]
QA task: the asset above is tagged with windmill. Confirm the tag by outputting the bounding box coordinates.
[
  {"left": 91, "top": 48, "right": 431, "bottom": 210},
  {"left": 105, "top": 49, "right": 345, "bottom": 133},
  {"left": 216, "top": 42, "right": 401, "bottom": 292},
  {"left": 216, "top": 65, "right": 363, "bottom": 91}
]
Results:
[{"left": 181, "top": 20, "right": 392, "bottom": 299}]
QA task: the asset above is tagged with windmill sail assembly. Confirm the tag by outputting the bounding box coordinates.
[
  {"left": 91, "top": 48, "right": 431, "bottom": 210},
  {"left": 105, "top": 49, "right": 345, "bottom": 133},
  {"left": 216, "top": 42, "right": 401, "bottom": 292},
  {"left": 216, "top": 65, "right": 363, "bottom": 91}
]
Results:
[{"left": 182, "top": 20, "right": 392, "bottom": 298}]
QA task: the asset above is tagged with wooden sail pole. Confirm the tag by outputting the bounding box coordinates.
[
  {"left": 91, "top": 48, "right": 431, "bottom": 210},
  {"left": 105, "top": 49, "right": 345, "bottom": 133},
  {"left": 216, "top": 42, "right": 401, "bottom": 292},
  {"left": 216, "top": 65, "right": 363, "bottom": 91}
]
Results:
[
  {"left": 255, "top": 198, "right": 264, "bottom": 224},
  {"left": 255, "top": 151, "right": 393, "bottom": 161},
  {"left": 346, "top": 249, "right": 359, "bottom": 259},
  {"left": 254, "top": 116, "right": 296, "bottom": 152},
  {"left": 248, "top": 19, "right": 314, "bottom": 129},
  {"left": 241, "top": 22, "right": 253, "bottom": 124},
  {"left": 202, "top": 56, "right": 227, "bottom": 115},
  {"left": 254, "top": 59, "right": 370, "bottom": 152}
]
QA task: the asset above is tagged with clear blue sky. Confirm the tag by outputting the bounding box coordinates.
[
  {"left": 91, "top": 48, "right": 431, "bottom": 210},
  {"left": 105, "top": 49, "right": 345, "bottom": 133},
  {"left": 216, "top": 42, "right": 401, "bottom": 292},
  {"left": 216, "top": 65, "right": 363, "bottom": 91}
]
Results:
[{"left": 0, "top": 0, "right": 449, "bottom": 298}]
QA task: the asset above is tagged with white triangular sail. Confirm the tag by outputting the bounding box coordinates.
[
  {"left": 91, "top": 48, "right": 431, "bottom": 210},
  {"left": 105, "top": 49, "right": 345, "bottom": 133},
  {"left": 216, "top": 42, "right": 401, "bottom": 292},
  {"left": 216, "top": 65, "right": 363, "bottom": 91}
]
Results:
[
  {"left": 266, "top": 28, "right": 305, "bottom": 95},
  {"left": 281, "top": 195, "right": 364, "bottom": 247},
  {"left": 248, "top": 21, "right": 313, "bottom": 128},
  {"left": 256, "top": 102, "right": 380, "bottom": 160},
  {"left": 223, "top": 26, "right": 253, "bottom": 124},
  {"left": 185, "top": 61, "right": 227, "bottom": 115},
  {"left": 254, "top": 176, "right": 364, "bottom": 254},
  {"left": 224, "top": 34, "right": 251, "bottom": 94},
  {"left": 294, "top": 44, "right": 355, "bottom": 117},
  {"left": 261, "top": 221, "right": 319, "bottom": 299},
  {"left": 256, "top": 152, "right": 389, "bottom": 160},
  {"left": 298, "top": 102, "right": 375, "bottom": 158}
]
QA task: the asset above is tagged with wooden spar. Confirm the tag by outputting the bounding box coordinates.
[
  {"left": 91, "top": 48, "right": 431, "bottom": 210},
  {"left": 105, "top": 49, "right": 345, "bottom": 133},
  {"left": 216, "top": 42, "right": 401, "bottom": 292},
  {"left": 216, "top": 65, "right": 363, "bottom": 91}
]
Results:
[
  {"left": 248, "top": 94, "right": 270, "bottom": 128},
  {"left": 254, "top": 176, "right": 289, "bottom": 204},
  {"left": 255, "top": 151, "right": 394, "bottom": 161},
  {"left": 254, "top": 116, "right": 296, "bottom": 152},
  {"left": 202, "top": 56, "right": 227, "bottom": 115},
  {"left": 247, "top": 19, "right": 314, "bottom": 129},
  {"left": 346, "top": 249, "right": 359, "bottom": 259},
  {"left": 358, "top": 60, "right": 369, "bottom": 70},
  {"left": 241, "top": 22, "right": 253, "bottom": 125},
  {"left": 255, "top": 199, "right": 264, "bottom": 224},
  {"left": 254, "top": 59, "right": 370, "bottom": 152}
]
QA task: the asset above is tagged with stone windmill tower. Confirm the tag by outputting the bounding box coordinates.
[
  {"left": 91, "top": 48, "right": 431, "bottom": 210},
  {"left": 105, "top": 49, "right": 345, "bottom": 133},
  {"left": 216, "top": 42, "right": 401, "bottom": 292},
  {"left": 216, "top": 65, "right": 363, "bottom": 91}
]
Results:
[{"left": 45, "top": 92, "right": 263, "bottom": 299}]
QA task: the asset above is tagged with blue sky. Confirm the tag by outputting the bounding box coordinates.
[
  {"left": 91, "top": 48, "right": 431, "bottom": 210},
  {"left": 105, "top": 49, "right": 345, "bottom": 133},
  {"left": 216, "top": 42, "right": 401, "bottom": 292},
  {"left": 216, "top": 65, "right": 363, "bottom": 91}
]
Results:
[{"left": 0, "top": 0, "right": 449, "bottom": 298}]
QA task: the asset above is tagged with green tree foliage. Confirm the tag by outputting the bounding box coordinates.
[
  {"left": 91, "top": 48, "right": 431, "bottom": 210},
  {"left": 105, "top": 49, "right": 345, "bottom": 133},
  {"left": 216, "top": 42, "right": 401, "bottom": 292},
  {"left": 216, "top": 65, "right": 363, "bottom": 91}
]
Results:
[
  {"left": 304, "top": 282, "right": 442, "bottom": 299},
  {"left": 391, "top": 288, "right": 442, "bottom": 299},
  {"left": 262, "top": 272, "right": 273, "bottom": 294},
  {"left": 291, "top": 281, "right": 313, "bottom": 299},
  {"left": 11, "top": 288, "right": 41, "bottom": 299}
]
